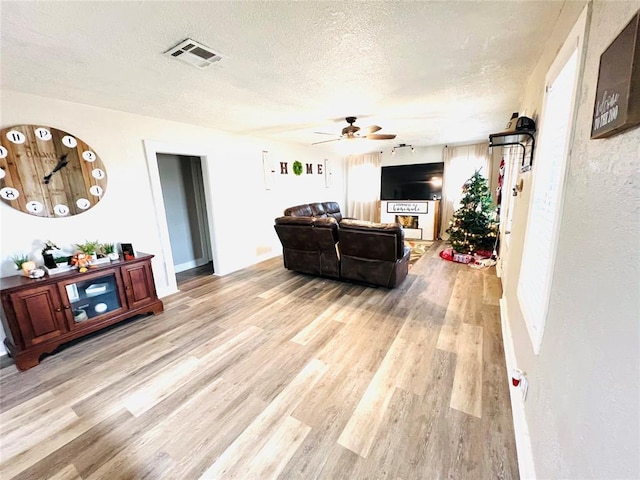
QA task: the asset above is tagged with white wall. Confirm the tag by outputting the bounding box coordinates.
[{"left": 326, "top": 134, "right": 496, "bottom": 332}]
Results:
[
  {"left": 0, "top": 90, "right": 345, "bottom": 355},
  {"left": 381, "top": 144, "right": 443, "bottom": 167},
  {"left": 501, "top": 2, "right": 640, "bottom": 478}
]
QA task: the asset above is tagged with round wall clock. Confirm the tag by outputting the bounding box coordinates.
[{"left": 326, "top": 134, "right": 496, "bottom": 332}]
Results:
[{"left": 0, "top": 125, "right": 107, "bottom": 217}]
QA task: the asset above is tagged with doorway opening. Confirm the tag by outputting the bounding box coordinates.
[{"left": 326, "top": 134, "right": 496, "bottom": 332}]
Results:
[
  {"left": 143, "top": 140, "right": 219, "bottom": 297},
  {"left": 156, "top": 153, "right": 214, "bottom": 285}
]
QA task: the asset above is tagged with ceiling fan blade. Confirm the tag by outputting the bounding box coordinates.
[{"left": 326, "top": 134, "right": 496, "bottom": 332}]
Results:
[
  {"left": 314, "top": 131, "right": 337, "bottom": 136},
  {"left": 365, "top": 125, "right": 382, "bottom": 134},
  {"left": 311, "top": 137, "right": 341, "bottom": 145},
  {"left": 367, "top": 133, "right": 397, "bottom": 140}
]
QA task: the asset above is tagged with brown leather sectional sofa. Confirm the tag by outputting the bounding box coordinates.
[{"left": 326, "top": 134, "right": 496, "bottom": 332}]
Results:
[{"left": 274, "top": 202, "right": 410, "bottom": 288}]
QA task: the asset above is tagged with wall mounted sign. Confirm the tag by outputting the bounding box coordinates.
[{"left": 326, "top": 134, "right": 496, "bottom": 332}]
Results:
[
  {"left": 324, "top": 159, "right": 331, "bottom": 188},
  {"left": 262, "top": 150, "right": 274, "bottom": 190},
  {"left": 278, "top": 161, "right": 325, "bottom": 176},
  {"left": 591, "top": 10, "right": 640, "bottom": 139},
  {"left": 386, "top": 202, "right": 428, "bottom": 214}
]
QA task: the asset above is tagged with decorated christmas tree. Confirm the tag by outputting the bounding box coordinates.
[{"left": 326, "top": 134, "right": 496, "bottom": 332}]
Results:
[{"left": 446, "top": 170, "right": 497, "bottom": 254}]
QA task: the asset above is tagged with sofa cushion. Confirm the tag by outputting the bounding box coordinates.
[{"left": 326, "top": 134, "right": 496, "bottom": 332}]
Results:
[
  {"left": 310, "top": 202, "right": 327, "bottom": 217},
  {"left": 283, "top": 201, "right": 344, "bottom": 221},
  {"left": 284, "top": 204, "right": 314, "bottom": 217},
  {"left": 338, "top": 219, "right": 405, "bottom": 260},
  {"left": 339, "top": 219, "right": 402, "bottom": 233},
  {"left": 322, "top": 202, "right": 342, "bottom": 222}
]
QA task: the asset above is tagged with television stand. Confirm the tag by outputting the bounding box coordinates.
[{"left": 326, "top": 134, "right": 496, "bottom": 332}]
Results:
[{"left": 0, "top": 253, "right": 163, "bottom": 371}]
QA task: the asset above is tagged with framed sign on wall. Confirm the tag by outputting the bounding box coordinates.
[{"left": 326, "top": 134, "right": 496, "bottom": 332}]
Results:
[{"left": 591, "top": 10, "right": 640, "bottom": 139}]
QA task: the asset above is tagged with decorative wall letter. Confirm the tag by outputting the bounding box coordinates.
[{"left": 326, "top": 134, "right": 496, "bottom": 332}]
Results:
[
  {"left": 306, "top": 163, "right": 313, "bottom": 174},
  {"left": 280, "top": 162, "right": 288, "bottom": 175}
]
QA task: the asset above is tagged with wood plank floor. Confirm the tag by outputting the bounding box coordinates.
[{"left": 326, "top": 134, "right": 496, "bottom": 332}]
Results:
[{"left": 0, "top": 243, "right": 519, "bottom": 479}]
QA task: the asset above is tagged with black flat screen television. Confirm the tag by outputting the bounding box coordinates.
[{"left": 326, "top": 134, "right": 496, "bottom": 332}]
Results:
[{"left": 380, "top": 162, "right": 444, "bottom": 200}]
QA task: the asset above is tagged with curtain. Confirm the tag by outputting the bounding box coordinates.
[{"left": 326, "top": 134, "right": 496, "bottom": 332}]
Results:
[
  {"left": 440, "top": 142, "right": 491, "bottom": 239},
  {"left": 345, "top": 152, "right": 381, "bottom": 222}
]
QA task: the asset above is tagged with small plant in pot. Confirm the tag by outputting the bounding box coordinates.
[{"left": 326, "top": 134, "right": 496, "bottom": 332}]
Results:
[
  {"left": 76, "top": 240, "right": 100, "bottom": 261},
  {"left": 11, "top": 253, "right": 30, "bottom": 271},
  {"left": 11, "top": 253, "right": 36, "bottom": 277},
  {"left": 102, "top": 243, "right": 119, "bottom": 261},
  {"left": 54, "top": 256, "right": 72, "bottom": 266}
]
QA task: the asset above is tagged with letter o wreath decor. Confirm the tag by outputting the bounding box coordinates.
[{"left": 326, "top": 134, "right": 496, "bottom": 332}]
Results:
[{"left": 293, "top": 161, "right": 303, "bottom": 176}]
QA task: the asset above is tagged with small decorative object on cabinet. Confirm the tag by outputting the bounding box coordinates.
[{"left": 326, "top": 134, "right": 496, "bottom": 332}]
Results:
[
  {"left": 10, "top": 254, "right": 30, "bottom": 272},
  {"left": 0, "top": 252, "right": 163, "bottom": 370},
  {"left": 102, "top": 243, "right": 119, "bottom": 261},
  {"left": 41, "top": 240, "right": 60, "bottom": 269},
  {"left": 76, "top": 240, "right": 100, "bottom": 260},
  {"left": 120, "top": 243, "right": 135, "bottom": 260}
]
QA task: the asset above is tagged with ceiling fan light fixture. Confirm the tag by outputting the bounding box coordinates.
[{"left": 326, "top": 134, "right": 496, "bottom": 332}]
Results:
[{"left": 312, "top": 117, "right": 396, "bottom": 145}]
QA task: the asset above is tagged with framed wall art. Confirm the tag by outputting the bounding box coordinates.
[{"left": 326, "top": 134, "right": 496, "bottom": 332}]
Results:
[{"left": 591, "top": 10, "right": 640, "bottom": 139}]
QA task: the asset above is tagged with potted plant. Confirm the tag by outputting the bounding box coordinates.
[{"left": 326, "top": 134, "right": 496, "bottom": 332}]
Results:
[
  {"left": 11, "top": 253, "right": 30, "bottom": 270},
  {"left": 41, "top": 240, "right": 60, "bottom": 269},
  {"left": 11, "top": 253, "right": 35, "bottom": 276},
  {"left": 54, "top": 256, "right": 71, "bottom": 267},
  {"left": 76, "top": 240, "right": 100, "bottom": 261},
  {"left": 102, "top": 243, "right": 119, "bottom": 261}
]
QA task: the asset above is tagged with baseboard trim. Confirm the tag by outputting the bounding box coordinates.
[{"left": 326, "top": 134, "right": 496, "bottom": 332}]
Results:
[
  {"left": 500, "top": 296, "right": 537, "bottom": 480},
  {"left": 0, "top": 352, "right": 14, "bottom": 369},
  {"left": 157, "top": 286, "right": 179, "bottom": 298},
  {"left": 174, "top": 258, "right": 209, "bottom": 274}
]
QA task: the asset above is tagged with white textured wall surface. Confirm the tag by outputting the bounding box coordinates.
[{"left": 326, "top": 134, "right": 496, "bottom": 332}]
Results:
[
  {"left": 502, "top": 2, "right": 640, "bottom": 478},
  {"left": 0, "top": 91, "right": 345, "bottom": 354}
]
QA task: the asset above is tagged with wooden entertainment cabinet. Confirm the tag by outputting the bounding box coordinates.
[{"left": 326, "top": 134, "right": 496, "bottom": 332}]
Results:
[{"left": 0, "top": 253, "right": 163, "bottom": 371}]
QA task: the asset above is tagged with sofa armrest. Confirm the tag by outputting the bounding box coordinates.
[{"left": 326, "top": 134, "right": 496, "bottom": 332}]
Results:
[{"left": 275, "top": 216, "right": 314, "bottom": 226}]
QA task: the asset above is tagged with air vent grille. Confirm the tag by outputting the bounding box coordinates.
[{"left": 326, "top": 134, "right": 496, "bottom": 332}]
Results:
[{"left": 164, "top": 38, "right": 222, "bottom": 69}]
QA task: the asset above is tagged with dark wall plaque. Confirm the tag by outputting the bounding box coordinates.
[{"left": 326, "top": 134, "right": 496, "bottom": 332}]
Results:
[{"left": 591, "top": 10, "right": 640, "bottom": 139}]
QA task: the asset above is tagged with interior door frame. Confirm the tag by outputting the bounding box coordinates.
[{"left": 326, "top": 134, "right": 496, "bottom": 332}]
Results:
[{"left": 143, "top": 140, "right": 218, "bottom": 295}]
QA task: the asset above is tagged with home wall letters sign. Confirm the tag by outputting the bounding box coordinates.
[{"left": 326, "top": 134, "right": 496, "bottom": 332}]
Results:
[
  {"left": 591, "top": 10, "right": 640, "bottom": 139},
  {"left": 278, "top": 161, "right": 325, "bottom": 175}
]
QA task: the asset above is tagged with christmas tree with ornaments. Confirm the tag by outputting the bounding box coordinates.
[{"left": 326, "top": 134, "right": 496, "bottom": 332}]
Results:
[{"left": 446, "top": 170, "right": 497, "bottom": 255}]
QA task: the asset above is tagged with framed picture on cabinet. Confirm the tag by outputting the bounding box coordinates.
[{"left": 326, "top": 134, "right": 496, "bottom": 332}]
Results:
[{"left": 120, "top": 243, "right": 135, "bottom": 260}]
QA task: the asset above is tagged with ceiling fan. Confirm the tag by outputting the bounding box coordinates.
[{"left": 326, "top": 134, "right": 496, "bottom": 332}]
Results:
[{"left": 312, "top": 116, "right": 397, "bottom": 144}]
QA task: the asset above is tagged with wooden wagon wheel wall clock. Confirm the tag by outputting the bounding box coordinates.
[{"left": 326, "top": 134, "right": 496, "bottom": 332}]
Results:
[{"left": 0, "top": 125, "right": 107, "bottom": 217}]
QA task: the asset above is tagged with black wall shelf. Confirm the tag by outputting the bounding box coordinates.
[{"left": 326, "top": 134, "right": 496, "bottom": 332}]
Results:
[{"left": 489, "top": 130, "right": 536, "bottom": 173}]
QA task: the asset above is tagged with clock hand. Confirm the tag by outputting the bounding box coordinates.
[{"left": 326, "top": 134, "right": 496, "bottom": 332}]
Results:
[{"left": 43, "top": 154, "right": 69, "bottom": 184}]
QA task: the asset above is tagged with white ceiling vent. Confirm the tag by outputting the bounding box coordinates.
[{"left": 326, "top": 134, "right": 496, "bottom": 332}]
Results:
[{"left": 164, "top": 38, "right": 222, "bottom": 69}]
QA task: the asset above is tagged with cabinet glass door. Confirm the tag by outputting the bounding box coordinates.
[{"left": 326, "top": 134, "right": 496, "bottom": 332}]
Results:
[{"left": 65, "top": 273, "right": 123, "bottom": 325}]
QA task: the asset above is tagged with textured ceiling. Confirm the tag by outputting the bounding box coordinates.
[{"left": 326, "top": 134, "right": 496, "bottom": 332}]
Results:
[{"left": 1, "top": 1, "right": 569, "bottom": 151}]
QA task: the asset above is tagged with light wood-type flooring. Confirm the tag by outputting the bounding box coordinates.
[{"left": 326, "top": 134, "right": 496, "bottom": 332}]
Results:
[{"left": 0, "top": 243, "right": 518, "bottom": 479}]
